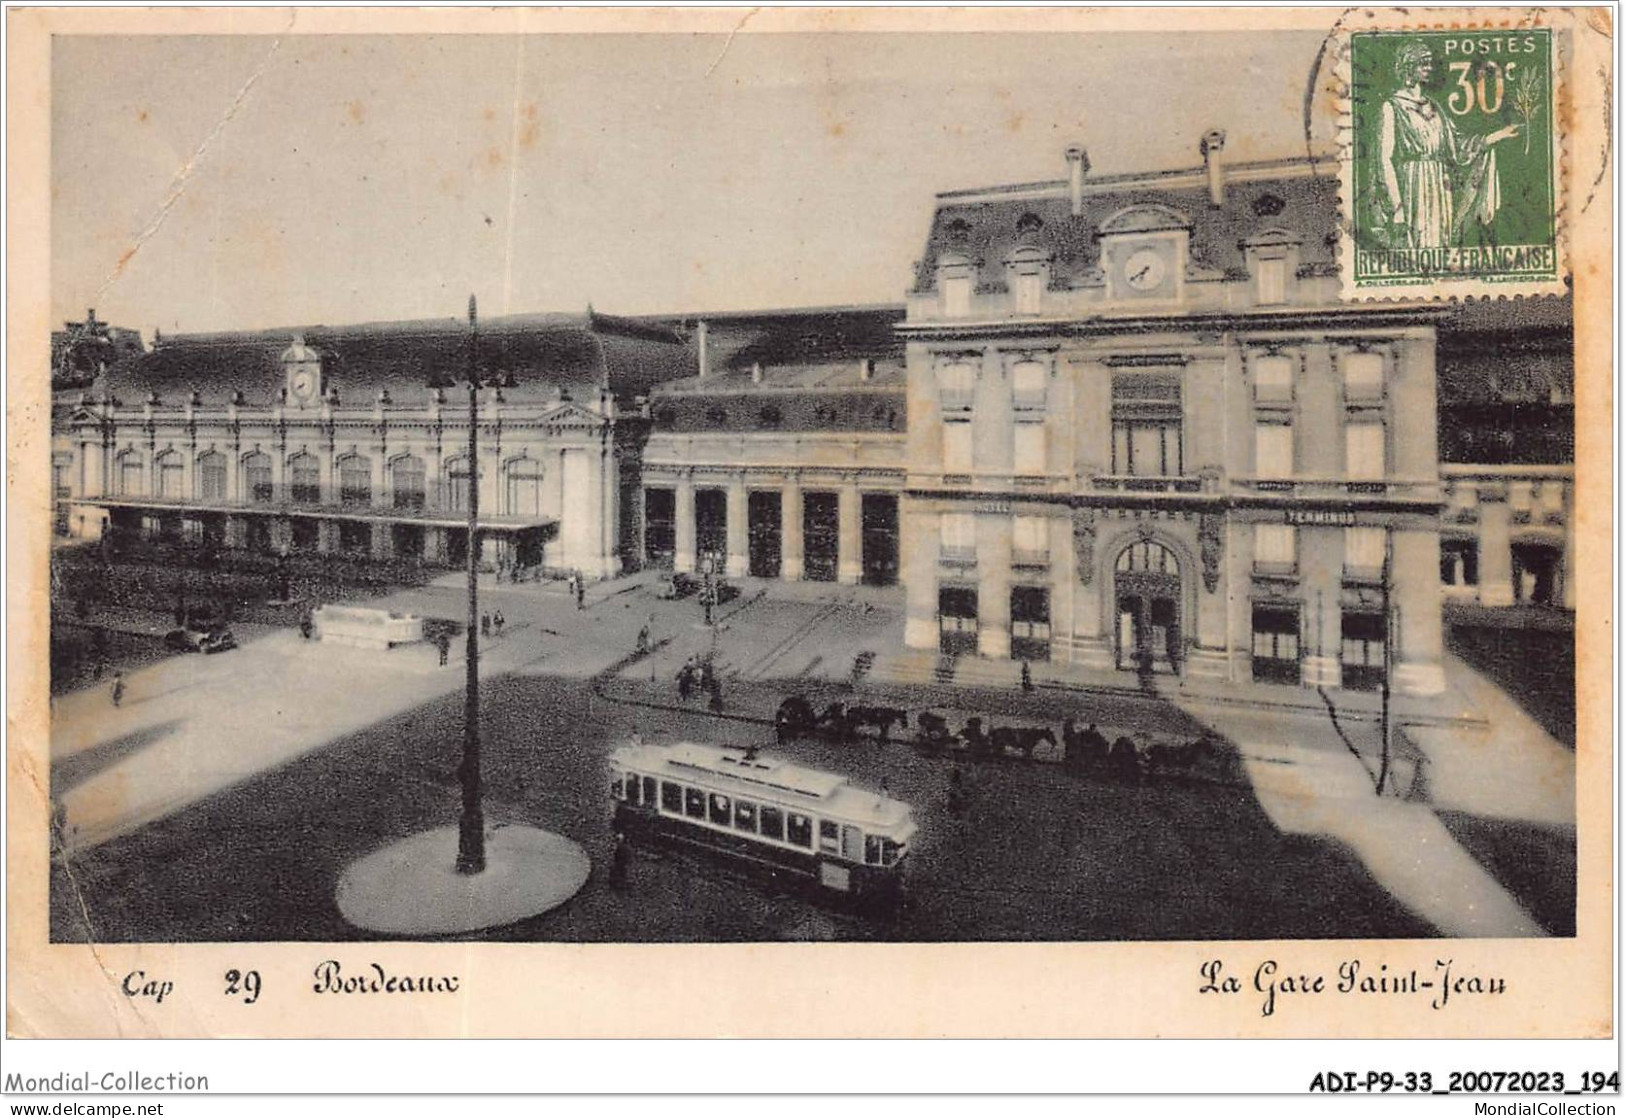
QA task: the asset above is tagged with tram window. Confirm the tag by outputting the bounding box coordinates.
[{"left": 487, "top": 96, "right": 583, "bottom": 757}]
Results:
[
  {"left": 818, "top": 819, "right": 840, "bottom": 855},
  {"left": 610, "top": 769, "right": 624, "bottom": 800},
  {"left": 865, "top": 835, "right": 884, "bottom": 865},
  {"left": 709, "top": 793, "right": 731, "bottom": 826},
  {"left": 759, "top": 806, "right": 785, "bottom": 841},
  {"left": 684, "top": 787, "right": 706, "bottom": 819},
  {"left": 841, "top": 825, "right": 864, "bottom": 862},
  {"left": 881, "top": 840, "right": 901, "bottom": 866},
  {"left": 624, "top": 773, "right": 640, "bottom": 805},
  {"left": 660, "top": 781, "right": 683, "bottom": 813},
  {"left": 734, "top": 800, "right": 758, "bottom": 833},
  {"left": 643, "top": 777, "right": 657, "bottom": 807},
  {"left": 786, "top": 812, "right": 813, "bottom": 849}
]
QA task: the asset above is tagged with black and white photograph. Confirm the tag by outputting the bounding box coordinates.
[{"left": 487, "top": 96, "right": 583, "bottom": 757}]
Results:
[{"left": 9, "top": 5, "right": 1614, "bottom": 1057}]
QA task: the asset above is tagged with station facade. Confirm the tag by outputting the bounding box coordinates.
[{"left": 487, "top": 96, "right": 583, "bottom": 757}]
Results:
[{"left": 51, "top": 139, "right": 1574, "bottom": 698}]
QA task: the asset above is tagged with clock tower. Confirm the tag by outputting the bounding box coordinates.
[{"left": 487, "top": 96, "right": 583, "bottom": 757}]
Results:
[{"left": 281, "top": 335, "right": 324, "bottom": 407}]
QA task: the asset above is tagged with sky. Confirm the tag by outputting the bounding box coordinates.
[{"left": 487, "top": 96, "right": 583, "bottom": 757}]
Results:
[{"left": 53, "top": 29, "right": 1333, "bottom": 335}]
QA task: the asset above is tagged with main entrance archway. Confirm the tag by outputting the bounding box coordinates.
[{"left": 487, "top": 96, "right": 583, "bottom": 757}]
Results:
[{"left": 1114, "top": 538, "right": 1183, "bottom": 674}]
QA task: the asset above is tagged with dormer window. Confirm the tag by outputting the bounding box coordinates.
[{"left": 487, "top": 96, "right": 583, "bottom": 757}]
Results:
[
  {"left": 1242, "top": 228, "right": 1304, "bottom": 307},
  {"left": 1015, "top": 212, "right": 1044, "bottom": 244},
  {"left": 936, "top": 250, "right": 976, "bottom": 318},
  {"left": 1004, "top": 246, "right": 1051, "bottom": 317}
]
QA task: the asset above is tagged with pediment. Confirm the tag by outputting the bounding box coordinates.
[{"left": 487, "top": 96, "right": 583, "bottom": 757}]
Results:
[
  {"left": 538, "top": 401, "right": 607, "bottom": 427},
  {"left": 1098, "top": 204, "right": 1193, "bottom": 236}
]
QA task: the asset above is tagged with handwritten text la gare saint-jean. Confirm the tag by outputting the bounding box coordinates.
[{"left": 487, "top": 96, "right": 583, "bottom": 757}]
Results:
[{"left": 1200, "top": 959, "right": 1506, "bottom": 1018}]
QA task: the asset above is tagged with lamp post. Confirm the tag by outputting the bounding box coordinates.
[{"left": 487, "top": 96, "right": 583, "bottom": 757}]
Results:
[{"left": 457, "top": 293, "right": 486, "bottom": 875}]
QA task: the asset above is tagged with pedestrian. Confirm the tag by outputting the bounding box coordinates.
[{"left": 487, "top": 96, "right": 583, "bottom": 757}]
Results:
[
  {"left": 609, "top": 832, "right": 631, "bottom": 890},
  {"left": 480, "top": 612, "right": 491, "bottom": 637},
  {"left": 299, "top": 615, "right": 313, "bottom": 640},
  {"left": 699, "top": 658, "right": 715, "bottom": 695},
  {"left": 493, "top": 610, "right": 505, "bottom": 637},
  {"left": 677, "top": 662, "right": 694, "bottom": 702},
  {"left": 110, "top": 671, "right": 125, "bottom": 709},
  {"left": 437, "top": 632, "right": 450, "bottom": 666},
  {"left": 1020, "top": 660, "right": 1034, "bottom": 692},
  {"left": 574, "top": 572, "right": 586, "bottom": 610},
  {"left": 707, "top": 674, "right": 724, "bottom": 713},
  {"left": 635, "top": 623, "right": 650, "bottom": 657}
]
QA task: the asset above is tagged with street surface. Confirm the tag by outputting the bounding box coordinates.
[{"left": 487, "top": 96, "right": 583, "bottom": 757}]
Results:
[{"left": 47, "top": 568, "right": 1574, "bottom": 942}]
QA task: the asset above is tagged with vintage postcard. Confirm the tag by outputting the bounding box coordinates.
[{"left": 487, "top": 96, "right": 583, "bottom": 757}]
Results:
[{"left": 4, "top": 6, "right": 1614, "bottom": 1053}]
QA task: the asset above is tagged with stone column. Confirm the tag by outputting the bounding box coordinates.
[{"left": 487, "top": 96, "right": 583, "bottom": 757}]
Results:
[
  {"left": 836, "top": 477, "right": 862, "bottom": 585},
  {"left": 370, "top": 453, "right": 387, "bottom": 508},
  {"left": 1392, "top": 527, "right": 1447, "bottom": 696},
  {"left": 725, "top": 475, "right": 749, "bottom": 579},
  {"left": 371, "top": 522, "right": 392, "bottom": 559},
  {"left": 902, "top": 504, "right": 938, "bottom": 650},
  {"left": 674, "top": 472, "right": 697, "bottom": 574},
  {"left": 1476, "top": 491, "right": 1514, "bottom": 606},
  {"left": 82, "top": 439, "right": 104, "bottom": 497},
  {"left": 781, "top": 477, "right": 804, "bottom": 582},
  {"left": 977, "top": 513, "right": 1012, "bottom": 659},
  {"left": 1299, "top": 525, "right": 1344, "bottom": 689}
]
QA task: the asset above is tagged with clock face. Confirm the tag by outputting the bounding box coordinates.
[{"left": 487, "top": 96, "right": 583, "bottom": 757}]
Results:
[
  {"left": 291, "top": 369, "right": 317, "bottom": 401},
  {"left": 1123, "top": 247, "right": 1169, "bottom": 293}
]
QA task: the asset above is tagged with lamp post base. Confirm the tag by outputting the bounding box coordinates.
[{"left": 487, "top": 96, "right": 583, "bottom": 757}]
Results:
[{"left": 336, "top": 823, "right": 590, "bottom": 935}]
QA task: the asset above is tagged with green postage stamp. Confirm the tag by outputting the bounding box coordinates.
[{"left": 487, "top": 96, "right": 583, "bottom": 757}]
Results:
[{"left": 1339, "top": 25, "right": 1565, "bottom": 298}]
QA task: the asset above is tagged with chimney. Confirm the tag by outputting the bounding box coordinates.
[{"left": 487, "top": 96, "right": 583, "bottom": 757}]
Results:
[
  {"left": 751, "top": 362, "right": 763, "bottom": 384},
  {"left": 1201, "top": 129, "right": 1227, "bottom": 206},
  {"left": 1064, "top": 146, "right": 1090, "bottom": 216},
  {"left": 696, "top": 320, "right": 710, "bottom": 379},
  {"left": 857, "top": 358, "right": 872, "bottom": 382}
]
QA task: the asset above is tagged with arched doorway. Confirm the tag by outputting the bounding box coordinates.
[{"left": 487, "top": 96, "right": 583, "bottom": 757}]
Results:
[
  {"left": 1512, "top": 539, "right": 1564, "bottom": 606},
  {"left": 1114, "top": 538, "right": 1183, "bottom": 674}
]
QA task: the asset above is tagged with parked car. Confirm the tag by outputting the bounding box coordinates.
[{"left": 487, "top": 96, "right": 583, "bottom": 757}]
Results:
[{"left": 163, "top": 626, "right": 238, "bottom": 654}]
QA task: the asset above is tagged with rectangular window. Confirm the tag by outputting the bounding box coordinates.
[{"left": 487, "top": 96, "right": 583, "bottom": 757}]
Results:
[
  {"left": 937, "top": 361, "right": 975, "bottom": 409},
  {"left": 733, "top": 800, "right": 757, "bottom": 833},
  {"left": 1254, "top": 422, "right": 1294, "bottom": 479},
  {"left": 943, "top": 420, "right": 974, "bottom": 475},
  {"left": 1012, "top": 515, "right": 1049, "bottom": 558},
  {"left": 1251, "top": 605, "right": 1300, "bottom": 660},
  {"left": 610, "top": 770, "right": 624, "bottom": 801},
  {"left": 1254, "top": 524, "right": 1297, "bottom": 571},
  {"left": 786, "top": 812, "right": 813, "bottom": 849},
  {"left": 940, "top": 512, "right": 976, "bottom": 559},
  {"left": 1341, "top": 611, "right": 1387, "bottom": 691},
  {"left": 818, "top": 819, "right": 840, "bottom": 855},
  {"left": 1441, "top": 539, "right": 1479, "bottom": 586},
  {"left": 708, "top": 793, "right": 731, "bottom": 827},
  {"left": 1013, "top": 272, "right": 1042, "bottom": 316},
  {"left": 942, "top": 275, "right": 971, "bottom": 318},
  {"left": 1345, "top": 423, "right": 1386, "bottom": 481},
  {"left": 1011, "top": 360, "right": 1046, "bottom": 408},
  {"left": 841, "top": 825, "right": 865, "bottom": 862},
  {"left": 1253, "top": 353, "right": 1294, "bottom": 402},
  {"left": 1342, "top": 351, "right": 1385, "bottom": 401},
  {"left": 642, "top": 776, "right": 657, "bottom": 807},
  {"left": 1344, "top": 527, "right": 1386, "bottom": 576},
  {"left": 865, "top": 834, "right": 884, "bottom": 866},
  {"left": 759, "top": 805, "right": 785, "bottom": 842},
  {"left": 1111, "top": 372, "right": 1182, "bottom": 477},
  {"left": 1256, "top": 257, "right": 1287, "bottom": 306},
  {"left": 660, "top": 781, "right": 682, "bottom": 814},
  {"left": 684, "top": 787, "right": 706, "bottom": 820},
  {"left": 622, "top": 772, "right": 639, "bottom": 804},
  {"left": 1013, "top": 422, "right": 1046, "bottom": 476}
]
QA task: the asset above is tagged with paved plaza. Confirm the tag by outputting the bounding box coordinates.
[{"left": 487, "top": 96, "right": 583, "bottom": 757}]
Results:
[{"left": 47, "top": 569, "right": 1575, "bottom": 942}]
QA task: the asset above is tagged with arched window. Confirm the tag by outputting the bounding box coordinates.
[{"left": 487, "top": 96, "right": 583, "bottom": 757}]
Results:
[
  {"left": 1116, "top": 539, "right": 1179, "bottom": 576},
  {"left": 243, "top": 452, "right": 273, "bottom": 503},
  {"left": 117, "top": 451, "right": 146, "bottom": 497},
  {"left": 197, "top": 451, "right": 228, "bottom": 502},
  {"left": 443, "top": 456, "right": 472, "bottom": 512},
  {"left": 391, "top": 456, "right": 426, "bottom": 510},
  {"left": 505, "top": 458, "right": 543, "bottom": 517},
  {"left": 338, "top": 454, "right": 371, "bottom": 506},
  {"left": 287, "top": 452, "right": 321, "bottom": 504},
  {"left": 154, "top": 450, "right": 184, "bottom": 499}
]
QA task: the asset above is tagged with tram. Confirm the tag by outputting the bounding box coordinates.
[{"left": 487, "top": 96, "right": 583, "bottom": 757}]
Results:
[{"left": 608, "top": 740, "right": 917, "bottom": 902}]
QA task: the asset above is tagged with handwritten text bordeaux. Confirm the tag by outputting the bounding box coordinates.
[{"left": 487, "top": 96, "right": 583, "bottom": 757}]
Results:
[{"left": 1200, "top": 959, "right": 1505, "bottom": 1018}]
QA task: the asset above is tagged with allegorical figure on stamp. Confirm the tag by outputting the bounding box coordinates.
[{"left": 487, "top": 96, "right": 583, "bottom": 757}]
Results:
[{"left": 1378, "top": 40, "right": 1521, "bottom": 249}]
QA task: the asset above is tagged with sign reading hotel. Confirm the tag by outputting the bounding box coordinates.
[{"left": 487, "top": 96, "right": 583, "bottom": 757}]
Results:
[{"left": 1341, "top": 27, "right": 1563, "bottom": 297}]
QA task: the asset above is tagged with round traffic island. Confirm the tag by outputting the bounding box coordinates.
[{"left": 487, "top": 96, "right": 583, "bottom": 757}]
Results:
[{"left": 336, "top": 824, "right": 590, "bottom": 936}]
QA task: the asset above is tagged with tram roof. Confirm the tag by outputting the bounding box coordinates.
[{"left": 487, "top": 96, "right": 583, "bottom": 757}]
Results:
[{"left": 613, "top": 741, "right": 914, "bottom": 830}]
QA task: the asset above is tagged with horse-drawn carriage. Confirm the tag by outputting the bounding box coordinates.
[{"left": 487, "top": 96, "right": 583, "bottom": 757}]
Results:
[{"left": 775, "top": 696, "right": 910, "bottom": 744}]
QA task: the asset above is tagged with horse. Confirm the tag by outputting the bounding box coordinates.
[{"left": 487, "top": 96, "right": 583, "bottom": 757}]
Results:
[
  {"left": 990, "top": 725, "right": 1058, "bottom": 761},
  {"left": 1141, "top": 735, "right": 1217, "bottom": 780},
  {"left": 959, "top": 717, "right": 995, "bottom": 759},
  {"left": 1062, "top": 721, "right": 1110, "bottom": 772},
  {"left": 774, "top": 696, "right": 817, "bottom": 743},
  {"left": 845, "top": 705, "right": 909, "bottom": 743},
  {"left": 816, "top": 701, "right": 852, "bottom": 740}
]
